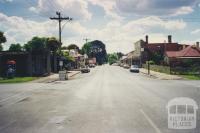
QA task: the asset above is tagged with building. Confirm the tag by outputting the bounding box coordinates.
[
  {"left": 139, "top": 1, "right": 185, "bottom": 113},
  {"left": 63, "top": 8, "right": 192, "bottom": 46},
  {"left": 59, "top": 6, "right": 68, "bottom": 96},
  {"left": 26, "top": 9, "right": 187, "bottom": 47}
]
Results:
[
  {"left": 165, "top": 44, "right": 200, "bottom": 66},
  {"left": 133, "top": 35, "right": 187, "bottom": 66}
]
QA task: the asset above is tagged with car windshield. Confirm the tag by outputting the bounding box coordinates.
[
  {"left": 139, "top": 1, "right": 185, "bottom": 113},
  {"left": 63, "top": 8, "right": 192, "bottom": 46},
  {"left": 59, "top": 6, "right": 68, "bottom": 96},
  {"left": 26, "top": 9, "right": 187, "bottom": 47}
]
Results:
[{"left": 132, "top": 65, "right": 139, "bottom": 68}]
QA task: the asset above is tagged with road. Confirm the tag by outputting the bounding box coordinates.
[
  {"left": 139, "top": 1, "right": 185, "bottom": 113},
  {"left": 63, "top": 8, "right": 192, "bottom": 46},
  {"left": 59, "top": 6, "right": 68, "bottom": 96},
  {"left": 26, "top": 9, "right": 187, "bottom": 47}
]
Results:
[{"left": 0, "top": 65, "right": 200, "bottom": 133}]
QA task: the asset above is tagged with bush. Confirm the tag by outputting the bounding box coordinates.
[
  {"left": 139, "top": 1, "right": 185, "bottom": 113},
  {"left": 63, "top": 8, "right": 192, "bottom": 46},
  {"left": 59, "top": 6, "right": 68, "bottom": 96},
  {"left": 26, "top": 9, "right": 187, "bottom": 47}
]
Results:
[{"left": 147, "top": 60, "right": 155, "bottom": 65}]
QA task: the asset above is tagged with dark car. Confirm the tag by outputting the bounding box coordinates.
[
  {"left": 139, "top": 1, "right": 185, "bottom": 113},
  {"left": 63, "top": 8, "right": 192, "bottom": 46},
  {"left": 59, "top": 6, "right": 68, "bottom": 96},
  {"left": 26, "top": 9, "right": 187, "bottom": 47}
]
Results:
[{"left": 81, "top": 66, "right": 90, "bottom": 73}]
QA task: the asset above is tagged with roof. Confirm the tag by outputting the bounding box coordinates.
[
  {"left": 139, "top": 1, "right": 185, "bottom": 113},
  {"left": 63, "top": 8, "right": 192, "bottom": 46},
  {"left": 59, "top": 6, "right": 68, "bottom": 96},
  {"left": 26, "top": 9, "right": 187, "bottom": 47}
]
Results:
[{"left": 166, "top": 45, "right": 200, "bottom": 58}]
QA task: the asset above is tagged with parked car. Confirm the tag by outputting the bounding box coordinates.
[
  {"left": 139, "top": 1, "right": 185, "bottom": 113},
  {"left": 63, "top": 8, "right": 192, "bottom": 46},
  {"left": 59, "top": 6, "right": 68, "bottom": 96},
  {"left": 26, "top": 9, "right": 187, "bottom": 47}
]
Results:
[
  {"left": 89, "top": 64, "right": 96, "bottom": 68},
  {"left": 81, "top": 66, "right": 90, "bottom": 73},
  {"left": 130, "top": 65, "right": 139, "bottom": 73},
  {"left": 123, "top": 64, "right": 130, "bottom": 69}
]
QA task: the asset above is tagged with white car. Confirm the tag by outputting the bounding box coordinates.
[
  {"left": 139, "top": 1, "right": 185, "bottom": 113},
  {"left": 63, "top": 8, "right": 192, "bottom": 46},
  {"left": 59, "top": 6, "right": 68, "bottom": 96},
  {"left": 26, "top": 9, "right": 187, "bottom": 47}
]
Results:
[{"left": 130, "top": 65, "right": 139, "bottom": 73}]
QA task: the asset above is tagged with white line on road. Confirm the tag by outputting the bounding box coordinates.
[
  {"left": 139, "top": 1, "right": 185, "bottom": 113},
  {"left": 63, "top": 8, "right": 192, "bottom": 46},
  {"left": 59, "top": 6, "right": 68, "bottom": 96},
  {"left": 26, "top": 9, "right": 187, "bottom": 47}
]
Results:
[{"left": 140, "top": 109, "right": 162, "bottom": 133}]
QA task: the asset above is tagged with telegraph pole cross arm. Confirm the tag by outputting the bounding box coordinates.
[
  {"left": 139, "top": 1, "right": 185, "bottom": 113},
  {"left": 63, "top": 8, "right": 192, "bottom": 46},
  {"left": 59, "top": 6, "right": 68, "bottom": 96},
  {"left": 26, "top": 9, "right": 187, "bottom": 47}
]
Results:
[{"left": 50, "top": 12, "right": 72, "bottom": 46}]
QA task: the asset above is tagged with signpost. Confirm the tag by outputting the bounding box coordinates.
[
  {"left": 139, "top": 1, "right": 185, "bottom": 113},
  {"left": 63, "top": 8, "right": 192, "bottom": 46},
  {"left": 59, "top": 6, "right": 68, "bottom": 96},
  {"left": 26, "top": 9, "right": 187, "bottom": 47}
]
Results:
[
  {"left": 59, "top": 60, "right": 68, "bottom": 80},
  {"left": 59, "top": 70, "right": 68, "bottom": 80}
]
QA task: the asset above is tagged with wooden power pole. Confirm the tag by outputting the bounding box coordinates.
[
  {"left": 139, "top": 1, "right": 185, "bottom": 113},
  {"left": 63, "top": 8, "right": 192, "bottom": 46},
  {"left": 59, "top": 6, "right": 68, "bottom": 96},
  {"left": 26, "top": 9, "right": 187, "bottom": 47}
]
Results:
[{"left": 50, "top": 12, "right": 72, "bottom": 46}]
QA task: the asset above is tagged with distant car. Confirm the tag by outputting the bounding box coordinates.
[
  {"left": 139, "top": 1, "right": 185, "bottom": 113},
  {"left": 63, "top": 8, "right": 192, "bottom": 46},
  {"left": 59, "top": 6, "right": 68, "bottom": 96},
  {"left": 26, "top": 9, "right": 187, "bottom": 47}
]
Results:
[
  {"left": 123, "top": 64, "right": 130, "bottom": 69},
  {"left": 81, "top": 66, "right": 90, "bottom": 73},
  {"left": 89, "top": 64, "right": 96, "bottom": 68},
  {"left": 130, "top": 65, "right": 139, "bottom": 73}
]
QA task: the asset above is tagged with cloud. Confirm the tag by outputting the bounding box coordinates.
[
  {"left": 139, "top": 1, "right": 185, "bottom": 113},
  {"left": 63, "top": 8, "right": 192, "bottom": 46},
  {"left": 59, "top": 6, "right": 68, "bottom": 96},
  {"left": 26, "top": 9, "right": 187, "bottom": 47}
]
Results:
[
  {"left": 123, "top": 16, "right": 186, "bottom": 31},
  {"left": 191, "top": 29, "right": 200, "bottom": 34},
  {"left": 0, "top": 12, "right": 187, "bottom": 53},
  {"left": 87, "top": 0, "right": 122, "bottom": 20},
  {"left": 115, "top": 0, "right": 197, "bottom": 16},
  {"left": 0, "top": 12, "right": 88, "bottom": 48},
  {"left": 0, "top": 0, "right": 13, "bottom": 2},
  {"left": 31, "top": 0, "right": 92, "bottom": 20}
]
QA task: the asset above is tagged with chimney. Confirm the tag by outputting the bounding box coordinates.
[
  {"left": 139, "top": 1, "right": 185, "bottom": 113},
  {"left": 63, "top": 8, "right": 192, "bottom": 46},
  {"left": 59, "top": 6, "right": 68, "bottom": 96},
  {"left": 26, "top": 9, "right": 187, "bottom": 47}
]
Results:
[
  {"left": 145, "top": 35, "right": 148, "bottom": 44},
  {"left": 196, "top": 42, "right": 199, "bottom": 48},
  {"left": 168, "top": 35, "right": 172, "bottom": 43}
]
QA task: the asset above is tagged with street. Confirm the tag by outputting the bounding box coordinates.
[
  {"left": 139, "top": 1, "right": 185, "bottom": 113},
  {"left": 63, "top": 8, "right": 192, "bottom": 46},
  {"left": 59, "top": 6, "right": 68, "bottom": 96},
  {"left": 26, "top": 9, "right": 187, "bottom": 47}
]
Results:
[{"left": 0, "top": 65, "right": 200, "bottom": 133}]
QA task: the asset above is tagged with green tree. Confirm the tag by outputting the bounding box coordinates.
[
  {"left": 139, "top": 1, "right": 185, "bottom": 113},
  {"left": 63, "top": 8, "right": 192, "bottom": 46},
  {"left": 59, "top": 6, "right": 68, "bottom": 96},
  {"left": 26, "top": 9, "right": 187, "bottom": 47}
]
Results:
[
  {"left": 108, "top": 53, "right": 118, "bottom": 65},
  {"left": 0, "top": 31, "right": 7, "bottom": 51},
  {"left": 67, "top": 44, "right": 80, "bottom": 51},
  {"left": 9, "top": 43, "right": 22, "bottom": 52},
  {"left": 0, "top": 44, "right": 3, "bottom": 51},
  {"left": 46, "top": 37, "right": 60, "bottom": 52},
  {"left": 24, "top": 37, "right": 46, "bottom": 52},
  {"left": 81, "top": 42, "right": 91, "bottom": 55}
]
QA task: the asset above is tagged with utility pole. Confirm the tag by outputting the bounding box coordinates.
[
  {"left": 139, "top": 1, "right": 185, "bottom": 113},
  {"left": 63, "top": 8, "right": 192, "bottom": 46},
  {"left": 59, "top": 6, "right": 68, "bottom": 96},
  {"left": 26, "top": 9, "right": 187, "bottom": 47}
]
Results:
[
  {"left": 83, "top": 38, "right": 90, "bottom": 44},
  {"left": 50, "top": 12, "right": 72, "bottom": 73},
  {"left": 50, "top": 12, "right": 72, "bottom": 46}
]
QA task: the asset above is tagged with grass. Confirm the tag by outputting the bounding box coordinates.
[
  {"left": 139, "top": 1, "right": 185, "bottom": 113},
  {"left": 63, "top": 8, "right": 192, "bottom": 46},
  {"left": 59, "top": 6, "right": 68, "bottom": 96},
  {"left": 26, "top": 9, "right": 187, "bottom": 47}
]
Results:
[
  {"left": 0, "top": 77, "right": 39, "bottom": 84},
  {"left": 181, "top": 75, "right": 200, "bottom": 80}
]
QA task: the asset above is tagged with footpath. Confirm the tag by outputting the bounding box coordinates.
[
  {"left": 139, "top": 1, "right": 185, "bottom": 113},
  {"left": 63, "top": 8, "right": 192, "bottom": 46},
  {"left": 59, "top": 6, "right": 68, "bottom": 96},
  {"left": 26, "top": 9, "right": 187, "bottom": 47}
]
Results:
[
  {"left": 31, "top": 71, "right": 80, "bottom": 83},
  {"left": 140, "top": 68, "right": 183, "bottom": 80}
]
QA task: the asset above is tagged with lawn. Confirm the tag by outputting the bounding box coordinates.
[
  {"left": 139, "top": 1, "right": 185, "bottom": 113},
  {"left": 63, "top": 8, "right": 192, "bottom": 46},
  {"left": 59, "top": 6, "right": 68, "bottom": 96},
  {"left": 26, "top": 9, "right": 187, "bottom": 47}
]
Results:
[
  {"left": 0, "top": 77, "right": 38, "bottom": 83},
  {"left": 181, "top": 75, "right": 200, "bottom": 80}
]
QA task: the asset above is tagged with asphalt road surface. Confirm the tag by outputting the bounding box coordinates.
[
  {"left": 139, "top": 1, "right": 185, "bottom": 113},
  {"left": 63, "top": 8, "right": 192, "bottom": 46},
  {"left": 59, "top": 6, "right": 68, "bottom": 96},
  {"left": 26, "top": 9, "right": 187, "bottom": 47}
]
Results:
[{"left": 0, "top": 65, "right": 200, "bottom": 133}]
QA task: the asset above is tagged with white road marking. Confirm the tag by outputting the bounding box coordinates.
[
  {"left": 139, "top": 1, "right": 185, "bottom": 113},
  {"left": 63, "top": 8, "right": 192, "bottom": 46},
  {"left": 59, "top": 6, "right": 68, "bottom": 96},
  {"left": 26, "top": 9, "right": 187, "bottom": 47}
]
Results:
[{"left": 140, "top": 109, "right": 162, "bottom": 133}]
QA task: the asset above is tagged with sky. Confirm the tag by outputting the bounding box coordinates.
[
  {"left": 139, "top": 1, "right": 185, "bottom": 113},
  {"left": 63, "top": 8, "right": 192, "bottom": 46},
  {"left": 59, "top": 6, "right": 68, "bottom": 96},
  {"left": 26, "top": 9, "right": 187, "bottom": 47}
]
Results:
[{"left": 0, "top": 0, "right": 200, "bottom": 53}]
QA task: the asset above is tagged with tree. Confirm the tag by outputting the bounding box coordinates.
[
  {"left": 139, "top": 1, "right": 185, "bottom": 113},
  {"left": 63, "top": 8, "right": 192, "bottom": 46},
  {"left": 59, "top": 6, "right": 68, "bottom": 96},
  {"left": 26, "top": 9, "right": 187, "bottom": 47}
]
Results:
[
  {"left": 9, "top": 43, "right": 22, "bottom": 52},
  {"left": 24, "top": 37, "right": 46, "bottom": 52},
  {"left": 108, "top": 53, "right": 118, "bottom": 65},
  {"left": 46, "top": 37, "right": 60, "bottom": 52},
  {"left": 81, "top": 40, "right": 107, "bottom": 65},
  {"left": 81, "top": 42, "right": 91, "bottom": 55},
  {"left": 67, "top": 44, "right": 80, "bottom": 51},
  {"left": 0, "top": 44, "right": 3, "bottom": 51},
  {"left": 0, "top": 31, "right": 7, "bottom": 51},
  {"left": 46, "top": 37, "right": 60, "bottom": 73}
]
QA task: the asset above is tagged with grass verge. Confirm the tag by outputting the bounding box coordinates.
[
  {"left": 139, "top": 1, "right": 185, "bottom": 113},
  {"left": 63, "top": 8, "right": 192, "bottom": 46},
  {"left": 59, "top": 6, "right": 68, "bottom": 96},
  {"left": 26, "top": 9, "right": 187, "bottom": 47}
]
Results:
[
  {"left": 181, "top": 75, "right": 200, "bottom": 80},
  {"left": 0, "top": 77, "right": 39, "bottom": 84}
]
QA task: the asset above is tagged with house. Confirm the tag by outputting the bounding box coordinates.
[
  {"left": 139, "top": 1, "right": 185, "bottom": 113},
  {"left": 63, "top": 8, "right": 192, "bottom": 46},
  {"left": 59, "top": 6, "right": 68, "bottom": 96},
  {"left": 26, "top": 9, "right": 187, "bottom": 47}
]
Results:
[
  {"left": 133, "top": 35, "right": 187, "bottom": 66},
  {"left": 165, "top": 43, "right": 200, "bottom": 66}
]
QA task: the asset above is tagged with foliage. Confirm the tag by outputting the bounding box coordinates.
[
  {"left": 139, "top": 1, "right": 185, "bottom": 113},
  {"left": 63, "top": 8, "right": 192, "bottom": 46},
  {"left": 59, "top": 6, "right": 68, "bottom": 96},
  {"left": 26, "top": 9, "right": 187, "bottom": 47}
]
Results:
[
  {"left": 107, "top": 53, "right": 118, "bottom": 65},
  {"left": 147, "top": 60, "right": 155, "bottom": 65},
  {"left": 9, "top": 43, "right": 22, "bottom": 52},
  {"left": 0, "top": 31, "right": 6, "bottom": 51},
  {"left": 46, "top": 37, "right": 60, "bottom": 52},
  {"left": 24, "top": 37, "right": 47, "bottom": 52},
  {"left": 81, "top": 42, "right": 92, "bottom": 55},
  {"left": 116, "top": 52, "right": 124, "bottom": 59},
  {"left": 0, "top": 31, "right": 6, "bottom": 44},
  {"left": 82, "top": 40, "right": 107, "bottom": 65},
  {"left": 150, "top": 52, "right": 164, "bottom": 65},
  {"left": 0, "top": 77, "right": 38, "bottom": 84},
  {"left": 67, "top": 44, "right": 80, "bottom": 51},
  {"left": 0, "top": 44, "right": 3, "bottom": 51},
  {"left": 143, "top": 64, "right": 171, "bottom": 74},
  {"left": 61, "top": 46, "right": 68, "bottom": 50},
  {"left": 181, "top": 75, "right": 200, "bottom": 80},
  {"left": 60, "top": 51, "right": 75, "bottom": 62}
]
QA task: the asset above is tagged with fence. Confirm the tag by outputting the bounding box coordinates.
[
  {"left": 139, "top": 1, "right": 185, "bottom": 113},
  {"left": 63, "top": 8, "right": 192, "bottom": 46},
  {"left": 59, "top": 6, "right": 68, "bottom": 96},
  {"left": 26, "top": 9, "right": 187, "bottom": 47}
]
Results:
[
  {"left": 142, "top": 64, "right": 200, "bottom": 75},
  {"left": 143, "top": 64, "right": 171, "bottom": 74}
]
